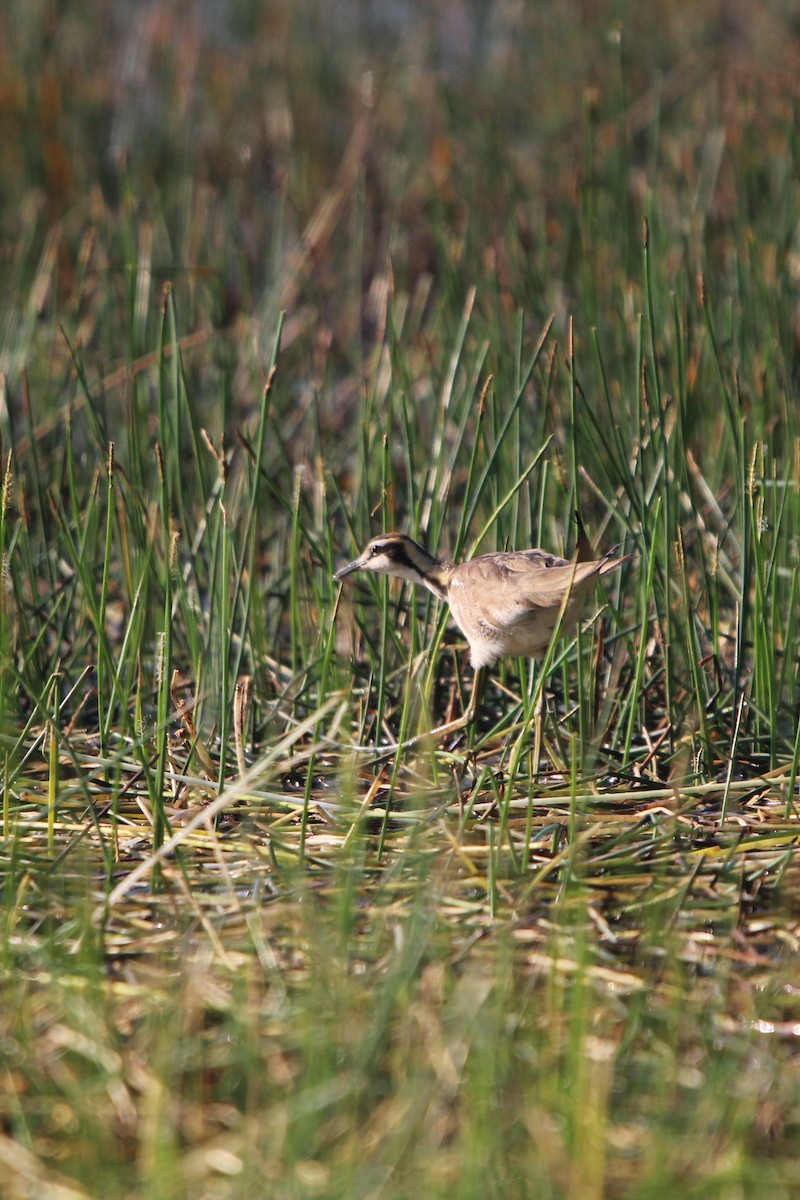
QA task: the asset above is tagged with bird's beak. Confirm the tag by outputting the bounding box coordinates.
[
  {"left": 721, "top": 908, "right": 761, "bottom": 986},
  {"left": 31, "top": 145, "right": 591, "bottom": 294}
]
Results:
[{"left": 333, "top": 555, "right": 365, "bottom": 582}]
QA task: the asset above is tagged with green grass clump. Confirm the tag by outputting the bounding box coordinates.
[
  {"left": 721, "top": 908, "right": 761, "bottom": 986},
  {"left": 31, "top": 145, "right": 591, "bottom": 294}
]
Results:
[{"left": 1, "top": 1, "right": 800, "bottom": 1196}]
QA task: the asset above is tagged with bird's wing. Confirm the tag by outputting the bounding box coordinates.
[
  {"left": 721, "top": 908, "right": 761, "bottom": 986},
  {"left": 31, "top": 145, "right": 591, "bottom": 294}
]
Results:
[{"left": 453, "top": 553, "right": 600, "bottom": 621}]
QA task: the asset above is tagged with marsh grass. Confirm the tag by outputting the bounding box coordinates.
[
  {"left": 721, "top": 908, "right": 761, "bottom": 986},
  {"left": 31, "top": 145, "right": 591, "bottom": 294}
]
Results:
[{"left": 1, "top": 1, "right": 800, "bottom": 1196}]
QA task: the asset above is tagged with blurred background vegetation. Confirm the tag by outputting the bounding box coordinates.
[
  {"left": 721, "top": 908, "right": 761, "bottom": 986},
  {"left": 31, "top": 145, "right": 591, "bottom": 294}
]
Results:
[{"left": 3, "top": 0, "right": 799, "bottom": 429}]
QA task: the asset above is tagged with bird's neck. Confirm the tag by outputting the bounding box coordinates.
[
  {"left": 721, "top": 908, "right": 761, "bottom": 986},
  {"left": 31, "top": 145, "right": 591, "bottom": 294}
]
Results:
[
  {"left": 418, "top": 564, "right": 450, "bottom": 601},
  {"left": 405, "top": 549, "right": 451, "bottom": 601}
]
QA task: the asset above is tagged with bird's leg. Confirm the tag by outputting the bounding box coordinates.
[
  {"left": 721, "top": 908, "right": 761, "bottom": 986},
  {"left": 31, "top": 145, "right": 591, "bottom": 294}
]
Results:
[
  {"left": 365, "top": 666, "right": 484, "bottom": 760},
  {"left": 462, "top": 665, "right": 485, "bottom": 728},
  {"left": 531, "top": 685, "right": 546, "bottom": 778}
]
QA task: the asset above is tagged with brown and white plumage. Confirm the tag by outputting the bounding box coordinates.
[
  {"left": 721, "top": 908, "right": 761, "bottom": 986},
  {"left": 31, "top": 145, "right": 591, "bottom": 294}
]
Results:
[
  {"left": 334, "top": 533, "right": 625, "bottom": 668},
  {"left": 334, "top": 530, "right": 627, "bottom": 755}
]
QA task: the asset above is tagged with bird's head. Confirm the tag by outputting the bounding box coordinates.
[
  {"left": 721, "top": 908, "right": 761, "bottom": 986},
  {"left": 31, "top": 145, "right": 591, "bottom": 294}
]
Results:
[{"left": 334, "top": 533, "right": 444, "bottom": 589}]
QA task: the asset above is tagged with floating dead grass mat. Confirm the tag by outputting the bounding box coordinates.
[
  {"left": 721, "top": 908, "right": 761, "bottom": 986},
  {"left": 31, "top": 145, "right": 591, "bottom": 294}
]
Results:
[{"left": 4, "top": 730, "right": 799, "bottom": 1002}]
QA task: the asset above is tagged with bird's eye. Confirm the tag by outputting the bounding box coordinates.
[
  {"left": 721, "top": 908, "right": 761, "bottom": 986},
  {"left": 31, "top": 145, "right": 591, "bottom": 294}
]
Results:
[{"left": 370, "top": 543, "right": 383, "bottom": 556}]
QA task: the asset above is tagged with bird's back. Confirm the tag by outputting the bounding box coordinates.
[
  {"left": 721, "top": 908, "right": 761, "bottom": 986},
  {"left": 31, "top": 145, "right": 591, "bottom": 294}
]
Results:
[{"left": 446, "top": 550, "right": 624, "bottom": 668}]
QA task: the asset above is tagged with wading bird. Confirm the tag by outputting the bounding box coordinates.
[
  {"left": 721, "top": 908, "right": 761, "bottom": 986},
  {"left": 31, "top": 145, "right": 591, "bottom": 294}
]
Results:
[{"left": 334, "top": 529, "right": 626, "bottom": 758}]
